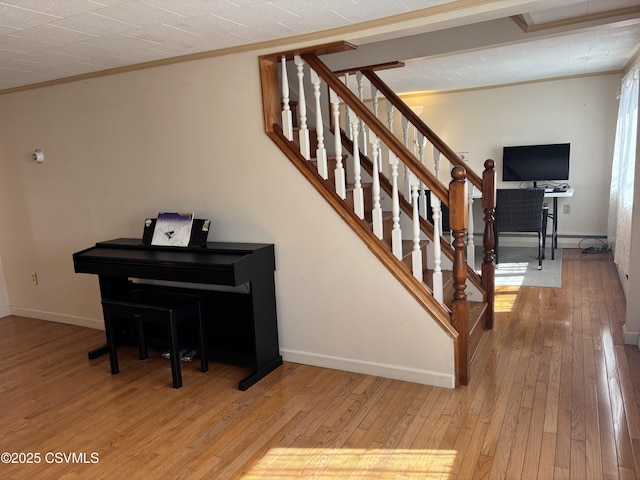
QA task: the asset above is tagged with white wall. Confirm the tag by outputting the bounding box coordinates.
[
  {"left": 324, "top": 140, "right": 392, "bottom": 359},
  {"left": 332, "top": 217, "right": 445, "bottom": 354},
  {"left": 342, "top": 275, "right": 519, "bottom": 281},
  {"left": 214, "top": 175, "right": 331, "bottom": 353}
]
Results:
[
  {"left": 400, "top": 74, "right": 620, "bottom": 245},
  {"left": 0, "top": 50, "right": 455, "bottom": 387}
]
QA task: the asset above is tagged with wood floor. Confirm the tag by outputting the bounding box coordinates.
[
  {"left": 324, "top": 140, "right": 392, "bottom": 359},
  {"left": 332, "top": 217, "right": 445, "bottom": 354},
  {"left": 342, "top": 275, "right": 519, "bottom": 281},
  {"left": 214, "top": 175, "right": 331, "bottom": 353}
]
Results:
[{"left": 0, "top": 249, "right": 638, "bottom": 479}]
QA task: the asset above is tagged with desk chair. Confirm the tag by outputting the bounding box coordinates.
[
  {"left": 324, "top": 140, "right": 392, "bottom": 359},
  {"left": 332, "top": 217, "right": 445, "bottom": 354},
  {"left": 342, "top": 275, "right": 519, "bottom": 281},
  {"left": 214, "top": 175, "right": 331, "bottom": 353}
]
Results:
[
  {"left": 101, "top": 290, "right": 208, "bottom": 388},
  {"left": 494, "top": 188, "right": 548, "bottom": 270}
]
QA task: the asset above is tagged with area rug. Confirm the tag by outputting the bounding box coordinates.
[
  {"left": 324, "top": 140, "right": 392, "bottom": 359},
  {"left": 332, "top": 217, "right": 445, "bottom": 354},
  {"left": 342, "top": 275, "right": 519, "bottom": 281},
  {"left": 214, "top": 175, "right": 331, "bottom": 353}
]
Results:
[{"left": 475, "top": 246, "right": 563, "bottom": 288}]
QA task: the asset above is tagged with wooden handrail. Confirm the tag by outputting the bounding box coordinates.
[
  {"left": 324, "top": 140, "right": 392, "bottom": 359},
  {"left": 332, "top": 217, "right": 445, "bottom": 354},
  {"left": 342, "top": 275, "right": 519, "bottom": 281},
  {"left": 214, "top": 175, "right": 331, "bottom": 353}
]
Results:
[
  {"left": 363, "top": 69, "right": 483, "bottom": 190},
  {"left": 268, "top": 41, "right": 357, "bottom": 62},
  {"left": 333, "top": 61, "right": 405, "bottom": 76},
  {"left": 302, "top": 53, "right": 450, "bottom": 207}
]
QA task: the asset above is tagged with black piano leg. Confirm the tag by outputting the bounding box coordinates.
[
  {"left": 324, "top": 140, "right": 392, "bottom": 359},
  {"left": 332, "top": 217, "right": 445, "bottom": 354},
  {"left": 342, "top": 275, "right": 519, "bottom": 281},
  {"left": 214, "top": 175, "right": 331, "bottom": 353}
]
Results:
[
  {"left": 239, "top": 356, "right": 283, "bottom": 391},
  {"left": 238, "top": 274, "right": 283, "bottom": 390},
  {"left": 90, "top": 274, "right": 129, "bottom": 361},
  {"left": 88, "top": 344, "right": 109, "bottom": 359}
]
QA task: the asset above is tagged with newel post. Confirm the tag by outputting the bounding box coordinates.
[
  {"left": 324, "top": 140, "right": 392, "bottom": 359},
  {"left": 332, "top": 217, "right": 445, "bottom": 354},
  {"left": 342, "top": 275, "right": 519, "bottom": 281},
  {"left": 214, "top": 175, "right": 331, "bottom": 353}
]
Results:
[
  {"left": 482, "top": 159, "right": 496, "bottom": 330},
  {"left": 450, "top": 166, "right": 470, "bottom": 386}
]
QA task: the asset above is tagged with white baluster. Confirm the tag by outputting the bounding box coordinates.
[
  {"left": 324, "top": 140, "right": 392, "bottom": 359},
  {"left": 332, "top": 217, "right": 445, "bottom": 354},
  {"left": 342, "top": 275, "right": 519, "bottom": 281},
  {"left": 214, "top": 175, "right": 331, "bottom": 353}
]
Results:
[
  {"left": 386, "top": 99, "right": 395, "bottom": 178},
  {"left": 430, "top": 192, "right": 444, "bottom": 304},
  {"left": 294, "top": 55, "right": 310, "bottom": 160},
  {"left": 402, "top": 116, "right": 410, "bottom": 199},
  {"left": 343, "top": 73, "right": 352, "bottom": 141},
  {"left": 433, "top": 146, "right": 441, "bottom": 180},
  {"left": 371, "top": 85, "right": 382, "bottom": 171},
  {"left": 390, "top": 153, "right": 403, "bottom": 259},
  {"left": 433, "top": 147, "right": 443, "bottom": 235},
  {"left": 417, "top": 132, "right": 427, "bottom": 218},
  {"left": 329, "top": 88, "right": 346, "bottom": 200},
  {"left": 371, "top": 85, "right": 379, "bottom": 118},
  {"left": 348, "top": 110, "right": 364, "bottom": 219},
  {"left": 280, "top": 55, "right": 293, "bottom": 141},
  {"left": 370, "top": 130, "right": 383, "bottom": 239},
  {"left": 402, "top": 116, "right": 409, "bottom": 147},
  {"left": 310, "top": 68, "right": 327, "bottom": 179},
  {"left": 411, "top": 173, "right": 423, "bottom": 282},
  {"left": 386, "top": 98, "right": 394, "bottom": 130},
  {"left": 356, "top": 72, "right": 367, "bottom": 157},
  {"left": 467, "top": 186, "right": 476, "bottom": 270}
]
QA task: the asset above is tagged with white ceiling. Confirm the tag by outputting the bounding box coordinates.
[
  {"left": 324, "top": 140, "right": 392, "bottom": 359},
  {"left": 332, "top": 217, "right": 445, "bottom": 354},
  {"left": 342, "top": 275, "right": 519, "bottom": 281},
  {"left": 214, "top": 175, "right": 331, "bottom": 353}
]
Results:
[
  {"left": 376, "top": 0, "right": 640, "bottom": 93},
  {"left": 1, "top": 0, "right": 640, "bottom": 94}
]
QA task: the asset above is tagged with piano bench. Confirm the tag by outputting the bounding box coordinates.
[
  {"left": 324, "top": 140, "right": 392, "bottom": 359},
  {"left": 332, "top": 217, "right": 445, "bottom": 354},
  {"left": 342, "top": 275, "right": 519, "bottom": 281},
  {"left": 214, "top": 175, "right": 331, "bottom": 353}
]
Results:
[{"left": 101, "top": 290, "right": 208, "bottom": 389}]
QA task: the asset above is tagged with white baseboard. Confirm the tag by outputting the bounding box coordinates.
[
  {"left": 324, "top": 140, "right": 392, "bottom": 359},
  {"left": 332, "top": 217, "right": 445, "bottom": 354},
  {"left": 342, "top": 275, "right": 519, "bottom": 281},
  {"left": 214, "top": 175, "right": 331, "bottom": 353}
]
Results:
[
  {"left": 282, "top": 348, "right": 455, "bottom": 389},
  {"left": 5, "top": 309, "right": 457, "bottom": 387},
  {"left": 623, "top": 323, "right": 640, "bottom": 346},
  {"left": 9, "top": 307, "right": 103, "bottom": 330},
  {"left": 474, "top": 233, "right": 606, "bottom": 250},
  {"left": 0, "top": 306, "right": 10, "bottom": 318}
]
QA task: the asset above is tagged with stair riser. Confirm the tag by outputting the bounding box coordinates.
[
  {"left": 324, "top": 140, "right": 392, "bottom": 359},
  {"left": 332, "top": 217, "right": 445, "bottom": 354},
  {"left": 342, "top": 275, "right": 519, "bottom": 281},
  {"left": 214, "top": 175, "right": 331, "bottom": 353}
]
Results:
[{"left": 345, "top": 185, "right": 373, "bottom": 222}]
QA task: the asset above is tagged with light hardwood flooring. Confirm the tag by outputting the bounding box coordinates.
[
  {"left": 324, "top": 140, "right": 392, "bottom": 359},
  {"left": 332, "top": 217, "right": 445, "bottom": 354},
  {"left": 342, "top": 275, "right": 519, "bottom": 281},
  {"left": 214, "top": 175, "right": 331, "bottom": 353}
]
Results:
[{"left": 0, "top": 249, "right": 638, "bottom": 479}]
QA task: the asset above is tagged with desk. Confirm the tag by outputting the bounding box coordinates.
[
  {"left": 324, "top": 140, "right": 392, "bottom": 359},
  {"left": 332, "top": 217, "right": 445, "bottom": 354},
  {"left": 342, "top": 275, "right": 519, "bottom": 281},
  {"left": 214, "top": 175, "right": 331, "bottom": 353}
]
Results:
[
  {"left": 73, "top": 238, "right": 282, "bottom": 390},
  {"left": 544, "top": 187, "right": 574, "bottom": 259},
  {"left": 471, "top": 187, "right": 574, "bottom": 260}
]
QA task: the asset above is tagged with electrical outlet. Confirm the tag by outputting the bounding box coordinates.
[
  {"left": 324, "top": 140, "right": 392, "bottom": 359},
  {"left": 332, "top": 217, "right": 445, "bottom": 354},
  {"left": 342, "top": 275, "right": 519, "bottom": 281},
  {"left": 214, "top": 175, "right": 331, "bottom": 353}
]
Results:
[
  {"left": 31, "top": 271, "right": 38, "bottom": 285},
  {"left": 563, "top": 204, "right": 571, "bottom": 214}
]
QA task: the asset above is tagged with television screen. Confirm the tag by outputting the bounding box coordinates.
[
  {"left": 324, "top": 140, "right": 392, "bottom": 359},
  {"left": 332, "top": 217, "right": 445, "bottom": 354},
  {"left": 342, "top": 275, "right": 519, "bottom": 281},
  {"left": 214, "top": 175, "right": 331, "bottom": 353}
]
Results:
[{"left": 502, "top": 143, "right": 570, "bottom": 182}]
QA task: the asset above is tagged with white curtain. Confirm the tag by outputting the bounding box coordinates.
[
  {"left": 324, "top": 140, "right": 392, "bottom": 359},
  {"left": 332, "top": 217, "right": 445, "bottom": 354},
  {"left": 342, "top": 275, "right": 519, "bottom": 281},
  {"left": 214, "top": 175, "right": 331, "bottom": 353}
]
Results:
[{"left": 608, "top": 62, "right": 639, "bottom": 277}]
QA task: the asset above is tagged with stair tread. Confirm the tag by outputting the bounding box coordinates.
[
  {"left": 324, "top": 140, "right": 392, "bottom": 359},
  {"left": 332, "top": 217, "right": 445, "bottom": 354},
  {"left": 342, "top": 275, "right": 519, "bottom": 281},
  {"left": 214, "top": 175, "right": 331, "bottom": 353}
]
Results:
[
  {"left": 346, "top": 183, "right": 373, "bottom": 189},
  {"left": 400, "top": 239, "right": 429, "bottom": 256},
  {"left": 424, "top": 268, "right": 453, "bottom": 285},
  {"left": 423, "top": 269, "right": 487, "bottom": 315},
  {"left": 469, "top": 301, "right": 488, "bottom": 324},
  {"left": 309, "top": 155, "right": 349, "bottom": 162}
]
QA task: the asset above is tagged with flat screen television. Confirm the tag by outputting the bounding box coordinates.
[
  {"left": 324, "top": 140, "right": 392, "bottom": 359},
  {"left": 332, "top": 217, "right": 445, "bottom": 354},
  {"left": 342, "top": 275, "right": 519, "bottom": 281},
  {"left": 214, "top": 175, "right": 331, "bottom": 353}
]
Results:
[{"left": 502, "top": 143, "right": 570, "bottom": 186}]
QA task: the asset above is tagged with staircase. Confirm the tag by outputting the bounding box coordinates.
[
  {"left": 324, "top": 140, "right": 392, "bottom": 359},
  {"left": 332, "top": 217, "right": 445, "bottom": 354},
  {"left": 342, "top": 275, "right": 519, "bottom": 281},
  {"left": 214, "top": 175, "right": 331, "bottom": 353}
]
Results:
[{"left": 259, "top": 42, "right": 497, "bottom": 386}]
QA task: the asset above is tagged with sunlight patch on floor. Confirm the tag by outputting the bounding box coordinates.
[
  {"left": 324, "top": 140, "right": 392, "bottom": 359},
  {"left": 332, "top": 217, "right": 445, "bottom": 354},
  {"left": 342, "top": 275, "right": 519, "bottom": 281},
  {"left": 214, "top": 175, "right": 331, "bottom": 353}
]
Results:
[
  {"left": 495, "top": 286, "right": 520, "bottom": 313},
  {"left": 494, "top": 261, "right": 529, "bottom": 287},
  {"left": 241, "top": 448, "right": 457, "bottom": 479}
]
